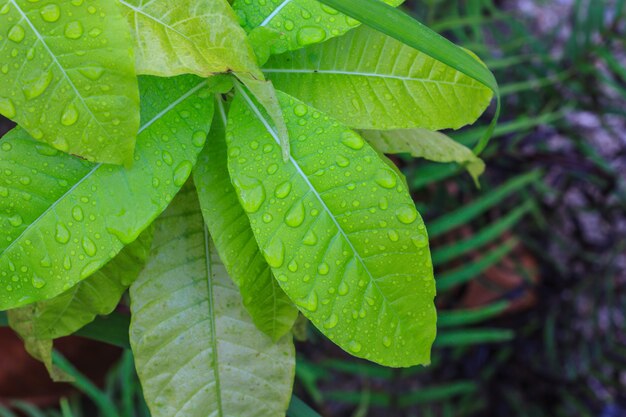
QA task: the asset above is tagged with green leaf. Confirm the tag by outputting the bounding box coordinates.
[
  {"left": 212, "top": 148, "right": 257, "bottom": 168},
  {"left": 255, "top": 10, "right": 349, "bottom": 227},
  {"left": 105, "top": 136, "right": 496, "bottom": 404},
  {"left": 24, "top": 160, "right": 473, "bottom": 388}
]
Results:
[
  {"left": 360, "top": 129, "right": 485, "bottom": 185},
  {"left": 236, "top": 75, "right": 290, "bottom": 160},
  {"left": 194, "top": 97, "right": 298, "bottom": 341},
  {"left": 264, "top": 26, "right": 493, "bottom": 131},
  {"left": 25, "top": 228, "right": 153, "bottom": 340},
  {"left": 0, "top": 0, "right": 140, "bottom": 164},
  {"left": 7, "top": 305, "right": 70, "bottom": 382},
  {"left": 227, "top": 88, "right": 436, "bottom": 367},
  {"left": 130, "top": 185, "right": 295, "bottom": 417},
  {"left": 120, "top": 0, "right": 261, "bottom": 78},
  {"left": 0, "top": 75, "right": 214, "bottom": 310},
  {"left": 314, "top": 0, "right": 500, "bottom": 154},
  {"left": 233, "top": 0, "right": 403, "bottom": 53}
]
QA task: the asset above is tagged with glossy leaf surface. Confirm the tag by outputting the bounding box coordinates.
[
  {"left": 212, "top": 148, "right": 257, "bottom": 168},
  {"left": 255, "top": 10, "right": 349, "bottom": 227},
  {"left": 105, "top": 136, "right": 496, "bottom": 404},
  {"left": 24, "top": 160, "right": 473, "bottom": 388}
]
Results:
[
  {"left": 130, "top": 186, "right": 295, "bottom": 417},
  {"left": 27, "top": 229, "right": 153, "bottom": 340},
  {"left": 194, "top": 98, "right": 298, "bottom": 340},
  {"left": 233, "top": 0, "right": 403, "bottom": 53},
  {"left": 264, "top": 26, "right": 492, "bottom": 131},
  {"left": 361, "top": 129, "right": 485, "bottom": 184},
  {"left": 227, "top": 89, "right": 436, "bottom": 367},
  {"left": 0, "top": 0, "right": 140, "bottom": 164},
  {"left": 120, "top": 0, "right": 262, "bottom": 78},
  {"left": 0, "top": 75, "right": 213, "bottom": 310}
]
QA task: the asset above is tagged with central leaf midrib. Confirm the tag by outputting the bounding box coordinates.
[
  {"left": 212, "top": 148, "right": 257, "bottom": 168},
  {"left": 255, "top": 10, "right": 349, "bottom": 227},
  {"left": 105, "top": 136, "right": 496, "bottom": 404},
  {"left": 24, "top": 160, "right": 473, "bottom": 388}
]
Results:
[
  {"left": 9, "top": 0, "right": 116, "bottom": 139},
  {"left": 0, "top": 80, "right": 207, "bottom": 258},
  {"left": 262, "top": 68, "right": 484, "bottom": 89},
  {"left": 235, "top": 85, "right": 404, "bottom": 331},
  {"left": 202, "top": 226, "right": 224, "bottom": 417}
]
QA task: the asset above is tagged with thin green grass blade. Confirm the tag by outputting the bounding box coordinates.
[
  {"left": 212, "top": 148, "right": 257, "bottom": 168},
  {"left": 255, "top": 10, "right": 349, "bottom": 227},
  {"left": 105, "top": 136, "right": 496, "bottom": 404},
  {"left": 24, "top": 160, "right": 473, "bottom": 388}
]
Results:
[
  {"left": 438, "top": 301, "right": 510, "bottom": 328},
  {"left": 9, "top": 402, "right": 48, "bottom": 417},
  {"left": 399, "top": 381, "right": 478, "bottom": 406},
  {"left": 315, "top": 0, "right": 500, "bottom": 155},
  {"left": 52, "top": 352, "right": 118, "bottom": 417},
  {"left": 432, "top": 200, "right": 533, "bottom": 265},
  {"left": 436, "top": 238, "right": 517, "bottom": 291},
  {"left": 428, "top": 171, "right": 541, "bottom": 237},
  {"left": 434, "top": 328, "right": 514, "bottom": 347}
]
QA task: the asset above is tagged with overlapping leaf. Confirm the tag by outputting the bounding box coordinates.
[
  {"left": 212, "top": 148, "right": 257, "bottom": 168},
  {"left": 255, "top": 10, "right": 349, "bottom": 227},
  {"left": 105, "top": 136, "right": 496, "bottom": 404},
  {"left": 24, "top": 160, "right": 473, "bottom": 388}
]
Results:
[
  {"left": 194, "top": 98, "right": 298, "bottom": 341},
  {"left": 227, "top": 89, "right": 436, "bottom": 367},
  {"left": 0, "top": 0, "right": 139, "bottom": 164},
  {"left": 120, "top": 0, "right": 262, "bottom": 78},
  {"left": 24, "top": 228, "right": 153, "bottom": 340},
  {"left": 361, "top": 129, "right": 485, "bottom": 184},
  {"left": 130, "top": 186, "right": 295, "bottom": 417},
  {"left": 233, "top": 0, "right": 403, "bottom": 53},
  {"left": 0, "top": 75, "right": 213, "bottom": 310},
  {"left": 264, "top": 26, "right": 493, "bottom": 131}
]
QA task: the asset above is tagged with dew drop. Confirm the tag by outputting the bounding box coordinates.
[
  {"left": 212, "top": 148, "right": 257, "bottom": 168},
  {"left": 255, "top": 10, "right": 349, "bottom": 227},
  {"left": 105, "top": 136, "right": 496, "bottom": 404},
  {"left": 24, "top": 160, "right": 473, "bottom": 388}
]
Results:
[
  {"left": 80, "top": 261, "right": 100, "bottom": 279},
  {"left": 8, "top": 25, "right": 25, "bottom": 43},
  {"left": 348, "top": 340, "right": 362, "bottom": 353},
  {"left": 338, "top": 281, "right": 349, "bottom": 295},
  {"left": 79, "top": 66, "right": 104, "bottom": 80},
  {"left": 40, "top": 4, "right": 60, "bottom": 22},
  {"left": 192, "top": 131, "right": 206, "bottom": 147},
  {"left": 0, "top": 97, "right": 16, "bottom": 118},
  {"left": 285, "top": 201, "right": 305, "bottom": 228},
  {"left": 299, "top": 291, "right": 318, "bottom": 312},
  {"left": 293, "top": 103, "right": 307, "bottom": 117},
  {"left": 288, "top": 259, "right": 298, "bottom": 272},
  {"left": 387, "top": 230, "right": 399, "bottom": 242},
  {"left": 173, "top": 161, "right": 192, "bottom": 187},
  {"left": 382, "top": 336, "right": 392, "bottom": 347},
  {"left": 296, "top": 26, "right": 326, "bottom": 46},
  {"left": 82, "top": 236, "right": 97, "bottom": 256},
  {"left": 263, "top": 238, "right": 284, "bottom": 268},
  {"left": 64, "top": 21, "right": 84, "bottom": 39},
  {"left": 262, "top": 213, "right": 273, "bottom": 223},
  {"left": 303, "top": 230, "right": 317, "bottom": 246},
  {"left": 72, "top": 206, "right": 84, "bottom": 221},
  {"left": 22, "top": 70, "right": 53, "bottom": 100},
  {"left": 161, "top": 150, "right": 173, "bottom": 166},
  {"left": 63, "top": 256, "right": 72, "bottom": 270},
  {"left": 317, "top": 262, "right": 329, "bottom": 275},
  {"left": 396, "top": 206, "right": 418, "bottom": 224},
  {"left": 31, "top": 274, "right": 46, "bottom": 289},
  {"left": 8, "top": 214, "right": 22, "bottom": 227},
  {"left": 341, "top": 131, "right": 364, "bottom": 150},
  {"left": 335, "top": 155, "right": 350, "bottom": 167},
  {"left": 234, "top": 177, "right": 265, "bottom": 213},
  {"left": 375, "top": 169, "right": 397, "bottom": 189},
  {"left": 55, "top": 223, "right": 70, "bottom": 244},
  {"left": 275, "top": 181, "right": 292, "bottom": 199},
  {"left": 412, "top": 234, "right": 428, "bottom": 248},
  {"left": 107, "top": 225, "right": 136, "bottom": 245},
  {"left": 324, "top": 314, "right": 338, "bottom": 329},
  {"left": 61, "top": 104, "right": 79, "bottom": 126}
]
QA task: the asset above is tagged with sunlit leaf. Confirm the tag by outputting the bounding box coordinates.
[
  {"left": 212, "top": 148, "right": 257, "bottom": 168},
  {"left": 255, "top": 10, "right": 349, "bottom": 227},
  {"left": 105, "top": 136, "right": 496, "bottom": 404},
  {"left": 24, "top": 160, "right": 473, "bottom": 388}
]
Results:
[
  {"left": 130, "top": 185, "right": 295, "bottom": 417},
  {"left": 227, "top": 89, "right": 436, "bottom": 367},
  {"left": 0, "top": 75, "right": 213, "bottom": 310},
  {"left": 0, "top": 0, "right": 139, "bottom": 164},
  {"left": 194, "top": 98, "right": 298, "bottom": 340}
]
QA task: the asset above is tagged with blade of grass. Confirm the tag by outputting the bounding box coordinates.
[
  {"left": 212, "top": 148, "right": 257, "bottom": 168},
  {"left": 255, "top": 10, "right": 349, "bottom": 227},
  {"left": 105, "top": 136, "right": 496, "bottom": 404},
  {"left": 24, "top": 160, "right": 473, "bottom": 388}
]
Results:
[
  {"left": 398, "top": 381, "right": 478, "bottom": 407},
  {"left": 435, "top": 329, "right": 514, "bottom": 347},
  {"left": 52, "top": 352, "right": 119, "bottom": 417},
  {"left": 438, "top": 301, "right": 510, "bottom": 328},
  {"left": 428, "top": 171, "right": 541, "bottom": 237},
  {"left": 436, "top": 238, "right": 517, "bottom": 291},
  {"left": 432, "top": 200, "right": 533, "bottom": 265}
]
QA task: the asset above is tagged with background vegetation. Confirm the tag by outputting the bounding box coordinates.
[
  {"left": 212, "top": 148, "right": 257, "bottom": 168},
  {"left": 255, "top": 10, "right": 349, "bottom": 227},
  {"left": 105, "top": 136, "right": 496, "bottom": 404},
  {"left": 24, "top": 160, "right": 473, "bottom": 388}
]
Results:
[{"left": 1, "top": 0, "right": 625, "bottom": 416}]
